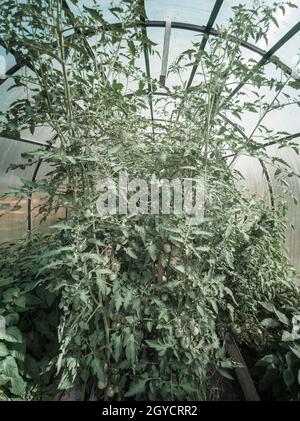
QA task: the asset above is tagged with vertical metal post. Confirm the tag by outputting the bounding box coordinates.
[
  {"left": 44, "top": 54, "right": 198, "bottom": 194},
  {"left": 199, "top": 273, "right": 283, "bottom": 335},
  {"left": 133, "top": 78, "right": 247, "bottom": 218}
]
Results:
[{"left": 160, "top": 20, "right": 171, "bottom": 86}]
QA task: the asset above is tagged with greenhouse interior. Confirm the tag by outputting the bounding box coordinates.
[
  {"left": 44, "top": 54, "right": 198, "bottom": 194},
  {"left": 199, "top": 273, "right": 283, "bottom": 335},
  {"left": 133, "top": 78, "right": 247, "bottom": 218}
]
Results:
[{"left": 1, "top": 0, "right": 300, "bottom": 404}]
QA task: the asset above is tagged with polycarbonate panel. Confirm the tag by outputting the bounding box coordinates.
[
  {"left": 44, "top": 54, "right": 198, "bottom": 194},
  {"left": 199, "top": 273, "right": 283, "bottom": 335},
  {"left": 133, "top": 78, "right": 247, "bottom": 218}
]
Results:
[
  {"left": 167, "top": 29, "right": 201, "bottom": 87},
  {"left": 145, "top": 0, "right": 215, "bottom": 26},
  {"left": 233, "top": 155, "right": 270, "bottom": 204},
  {"left": 233, "top": 61, "right": 300, "bottom": 138},
  {"left": 0, "top": 138, "right": 39, "bottom": 242},
  {"left": 214, "top": 0, "right": 253, "bottom": 28},
  {"left": 276, "top": 32, "right": 300, "bottom": 75},
  {"left": 0, "top": 137, "right": 38, "bottom": 177},
  {"left": 146, "top": 26, "right": 164, "bottom": 82},
  {"left": 0, "top": 45, "right": 16, "bottom": 74},
  {"left": 0, "top": 67, "right": 54, "bottom": 145},
  {"left": 66, "top": 0, "right": 122, "bottom": 23},
  {"left": 0, "top": 67, "right": 27, "bottom": 115},
  {"left": 0, "top": 191, "right": 27, "bottom": 242},
  {"left": 31, "top": 191, "right": 66, "bottom": 233},
  {"left": 265, "top": 141, "right": 300, "bottom": 278}
]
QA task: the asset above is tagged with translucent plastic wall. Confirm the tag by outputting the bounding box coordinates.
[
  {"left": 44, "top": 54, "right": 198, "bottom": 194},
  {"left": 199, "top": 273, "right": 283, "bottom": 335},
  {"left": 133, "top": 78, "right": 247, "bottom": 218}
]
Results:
[{"left": 0, "top": 0, "right": 300, "bottom": 274}]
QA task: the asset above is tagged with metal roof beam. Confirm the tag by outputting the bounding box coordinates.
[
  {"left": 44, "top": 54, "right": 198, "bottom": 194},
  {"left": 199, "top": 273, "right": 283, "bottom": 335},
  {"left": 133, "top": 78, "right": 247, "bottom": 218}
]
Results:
[
  {"left": 227, "top": 21, "right": 300, "bottom": 101},
  {"left": 0, "top": 132, "right": 49, "bottom": 148},
  {"left": 187, "top": 0, "right": 224, "bottom": 88},
  {"left": 1, "top": 20, "right": 297, "bottom": 91}
]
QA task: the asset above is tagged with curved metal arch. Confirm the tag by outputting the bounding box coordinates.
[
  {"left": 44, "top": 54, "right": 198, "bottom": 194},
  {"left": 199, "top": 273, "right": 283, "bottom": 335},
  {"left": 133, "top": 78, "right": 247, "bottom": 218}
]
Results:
[
  {"left": 1, "top": 6, "right": 299, "bottom": 222},
  {"left": 0, "top": 17, "right": 297, "bottom": 89},
  {"left": 1, "top": 17, "right": 297, "bottom": 142}
]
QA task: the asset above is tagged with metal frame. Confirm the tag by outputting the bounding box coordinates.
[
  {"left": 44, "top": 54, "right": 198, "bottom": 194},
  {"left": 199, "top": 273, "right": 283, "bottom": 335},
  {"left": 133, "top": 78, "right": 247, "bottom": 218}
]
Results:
[
  {"left": 1, "top": 19, "right": 297, "bottom": 90},
  {"left": 227, "top": 21, "right": 300, "bottom": 100},
  {"left": 0, "top": 133, "right": 49, "bottom": 148},
  {"left": 160, "top": 20, "right": 172, "bottom": 86},
  {"left": 187, "top": 0, "right": 224, "bottom": 88},
  {"left": 27, "top": 133, "right": 58, "bottom": 230}
]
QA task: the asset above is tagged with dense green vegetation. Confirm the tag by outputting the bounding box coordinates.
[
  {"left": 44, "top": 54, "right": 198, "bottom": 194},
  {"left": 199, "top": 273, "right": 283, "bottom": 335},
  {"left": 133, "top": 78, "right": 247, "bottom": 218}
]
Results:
[{"left": 0, "top": 0, "right": 300, "bottom": 400}]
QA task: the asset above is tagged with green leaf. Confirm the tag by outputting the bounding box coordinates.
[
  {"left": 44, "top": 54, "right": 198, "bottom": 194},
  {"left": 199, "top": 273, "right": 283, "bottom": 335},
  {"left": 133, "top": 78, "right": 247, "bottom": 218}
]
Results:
[
  {"left": 145, "top": 339, "right": 172, "bottom": 352},
  {"left": 196, "top": 246, "right": 210, "bottom": 252},
  {"left": 0, "top": 343, "right": 9, "bottom": 357},
  {"left": 125, "top": 335, "right": 136, "bottom": 367},
  {"left": 147, "top": 244, "right": 157, "bottom": 261},
  {"left": 281, "top": 331, "right": 294, "bottom": 342},
  {"left": 108, "top": 144, "right": 123, "bottom": 155},
  {"left": 0, "top": 327, "right": 23, "bottom": 344},
  {"left": 174, "top": 265, "right": 185, "bottom": 274},
  {"left": 181, "top": 383, "right": 198, "bottom": 393},
  {"left": 256, "top": 354, "right": 274, "bottom": 366},
  {"left": 261, "top": 318, "right": 280, "bottom": 328},
  {"left": 0, "top": 374, "right": 10, "bottom": 387},
  {"left": 10, "top": 375, "right": 26, "bottom": 396},
  {"left": 36, "top": 260, "right": 64, "bottom": 276},
  {"left": 260, "top": 302, "right": 275, "bottom": 313},
  {"left": 83, "top": 5, "right": 103, "bottom": 22},
  {"left": 91, "top": 357, "right": 106, "bottom": 384},
  {"left": 112, "top": 335, "right": 122, "bottom": 363},
  {"left": 290, "top": 345, "right": 300, "bottom": 360},
  {"left": 283, "top": 368, "right": 294, "bottom": 389},
  {"left": 15, "top": 296, "right": 26, "bottom": 309},
  {"left": 274, "top": 310, "right": 289, "bottom": 326},
  {"left": 0, "top": 356, "right": 18, "bottom": 378},
  {"left": 289, "top": 80, "right": 300, "bottom": 90},
  {"left": 125, "top": 248, "right": 138, "bottom": 259},
  {"left": 124, "top": 378, "right": 147, "bottom": 397},
  {"left": 81, "top": 253, "right": 104, "bottom": 264},
  {"left": 216, "top": 367, "right": 234, "bottom": 380},
  {"left": 115, "top": 293, "right": 123, "bottom": 312}
]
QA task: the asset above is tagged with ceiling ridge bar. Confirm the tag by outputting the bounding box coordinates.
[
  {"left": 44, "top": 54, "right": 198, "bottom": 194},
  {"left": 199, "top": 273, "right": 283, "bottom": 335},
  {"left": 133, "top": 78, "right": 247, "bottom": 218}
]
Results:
[{"left": 1, "top": 20, "right": 297, "bottom": 91}]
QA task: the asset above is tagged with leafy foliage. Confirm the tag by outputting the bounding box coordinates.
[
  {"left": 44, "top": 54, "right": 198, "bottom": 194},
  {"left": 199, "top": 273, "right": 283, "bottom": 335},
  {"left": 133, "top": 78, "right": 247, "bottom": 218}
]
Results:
[
  {"left": 0, "top": 0, "right": 299, "bottom": 400},
  {"left": 255, "top": 302, "right": 300, "bottom": 400},
  {"left": 0, "top": 237, "right": 59, "bottom": 399}
]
